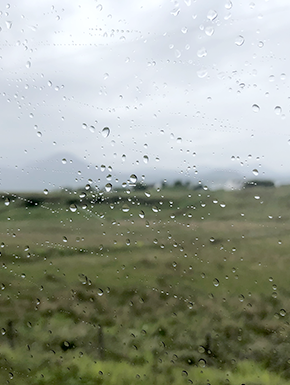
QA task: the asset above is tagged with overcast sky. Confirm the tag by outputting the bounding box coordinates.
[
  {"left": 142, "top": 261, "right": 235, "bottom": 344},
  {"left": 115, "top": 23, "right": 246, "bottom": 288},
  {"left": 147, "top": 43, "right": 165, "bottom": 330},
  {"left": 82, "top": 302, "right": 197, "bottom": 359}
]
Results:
[{"left": 1, "top": 0, "right": 290, "bottom": 188}]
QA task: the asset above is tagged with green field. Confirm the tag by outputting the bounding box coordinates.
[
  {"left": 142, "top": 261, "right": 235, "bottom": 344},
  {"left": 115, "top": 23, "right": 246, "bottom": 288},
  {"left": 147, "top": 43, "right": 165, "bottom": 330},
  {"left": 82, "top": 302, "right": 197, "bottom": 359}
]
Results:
[{"left": 1, "top": 184, "right": 290, "bottom": 384}]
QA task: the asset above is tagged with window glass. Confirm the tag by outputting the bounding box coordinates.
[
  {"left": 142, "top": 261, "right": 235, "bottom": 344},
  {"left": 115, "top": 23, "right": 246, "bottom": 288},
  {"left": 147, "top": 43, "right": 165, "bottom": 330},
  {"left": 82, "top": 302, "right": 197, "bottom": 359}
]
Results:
[{"left": 1, "top": 1, "right": 290, "bottom": 384}]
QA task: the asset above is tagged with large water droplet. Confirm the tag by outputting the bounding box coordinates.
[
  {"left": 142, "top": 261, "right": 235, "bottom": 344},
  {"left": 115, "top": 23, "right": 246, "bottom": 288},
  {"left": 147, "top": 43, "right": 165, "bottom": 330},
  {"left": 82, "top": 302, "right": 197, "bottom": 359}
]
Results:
[
  {"left": 197, "top": 47, "right": 207, "bottom": 58},
  {"left": 213, "top": 278, "right": 219, "bottom": 287},
  {"left": 122, "top": 204, "right": 130, "bottom": 213},
  {"left": 207, "top": 9, "right": 218, "bottom": 21},
  {"left": 197, "top": 68, "right": 208, "bottom": 78},
  {"left": 102, "top": 127, "right": 110, "bottom": 138},
  {"left": 143, "top": 155, "right": 149, "bottom": 164},
  {"left": 235, "top": 35, "right": 245, "bottom": 46},
  {"left": 4, "top": 197, "right": 10, "bottom": 206},
  {"left": 225, "top": 0, "right": 233, "bottom": 9},
  {"left": 69, "top": 204, "right": 77, "bottom": 213},
  {"left": 130, "top": 174, "right": 137, "bottom": 183},
  {"left": 205, "top": 26, "right": 214, "bottom": 36},
  {"left": 105, "top": 183, "right": 112, "bottom": 192},
  {"left": 5, "top": 21, "right": 12, "bottom": 29},
  {"left": 252, "top": 169, "right": 259, "bottom": 176},
  {"left": 139, "top": 210, "right": 145, "bottom": 219},
  {"left": 274, "top": 106, "right": 282, "bottom": 115},
  {"left": 252, "top": 104, "right": 260, "bottom": 113},
  {"left": 63, "top": 236, "right": 68, "bottom": 242}
]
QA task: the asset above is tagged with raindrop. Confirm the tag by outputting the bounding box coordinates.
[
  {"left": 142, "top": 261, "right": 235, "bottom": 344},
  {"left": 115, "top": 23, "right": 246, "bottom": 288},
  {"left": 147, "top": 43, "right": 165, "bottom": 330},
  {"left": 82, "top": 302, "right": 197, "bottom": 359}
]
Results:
[
  {"left": 105, "top": 183, "right": 112, "bottom": 192},
  {"left": 36, "top": 131, "right": 42, "bottom": 138},
  {"left": 252, "top": 104, "right": 260, "bottom": 113},
  {"left": 82, "top": 123, "right": 87, "bottom": 129},
  {"left": 197, "top": 68, "right": 208, "bottom": 78},
  {"left": 43, "top": 189, "right": 49, "bottom": 195},
  {"left": 122, "top": 154, "right": 126, "bottom": 162},
  {"left": 100, "top": 165, "right": 106, "bottom": 172},
  {"left": 207, "top": 9, "right": 218, "bottom": 21},
  {"left": 103, "top": 73, "right": 109, "bottom": 80},
  {"left": 252, "top": 169, "right": 259, "bottom": 176},
  {"left": 171, "top": 7, "right": 180, "bottom": 16},
  {"left": 210, "top": 237, "right": 215, "bottom": 243},
  {"left": 254, "top": 195, "right": 260, "bottom": 200},
  {"left": 4, "top": 197, "right": 10, "bottom": 206},
  {"left": 97, "top": 288, "right": 104, "bottom": 296},
  {"left": 89, "top": 125, "right": 95, "bottom": 133},
  {"left": 197, "top": 47, "right": 207, "bottom": 58},
  {"left": 274, "top": 106, "right": 282, "bottom": 115},
  {"left": 62, "top": 158, "right": 67, "bottom": 164},
  {"left": 102, "top": 127, "right": 110, "bottom": 138},
  {"left": 225, "top": 0, "right": 233, "bottom": 9},
  {"left": 122, "top": 204, "right": 130, "bottom": 212},
  {"left": 78, "top": 274, "right": 87, "bottom": 284},
  {"left": 5, "top": 21, "right": 12, "bottom": 29},
  {"left": 220, "top": 202, "right": 226, "bottom": 208},
  {"left": 130, "top": 174, "right": 137, "bottom": 183},
  {"left": 152, "top": 206, "right": 158, "bottom": 213},
  {"left": 69, "top": 204, "right": 77, "bottom": 213},
  {"left": 143, "top": 155, "right": 149, "bottom": 164},
  {"left": 235, "top": 35, "right": 245, "bottom": 46},
  {"left": 181, "top": 27, "right": 188, "bottom": 34},
  {"left": 21, "top": 273, "right": 26, "bottom": 278},
  {"left": 198, "top": 359, "right": 206, "bottom": 368},
  {"left": 26, "top": 61, "right": 31, "bottom": 68},
  {"left": 280, "top": 309, "right": 286, "bottom": 317},
  {"left": 63, "top": 236, "right": 68, "bottom": 242},
  {"left": 213, "top": 278, "right": 219, "bottom": 287},
  {"left": 205, "top": 26, "right": 214, "bottom": 36},
  {"left": 139, "top": 210, "right": 145, "bottom": 219}
]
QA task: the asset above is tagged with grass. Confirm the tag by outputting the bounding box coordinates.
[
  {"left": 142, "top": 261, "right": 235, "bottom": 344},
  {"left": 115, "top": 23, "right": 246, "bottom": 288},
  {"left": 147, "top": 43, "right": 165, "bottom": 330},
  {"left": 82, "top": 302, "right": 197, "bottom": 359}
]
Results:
[{"left": 0, "top": 185, "right": 290, "bottom": 383}]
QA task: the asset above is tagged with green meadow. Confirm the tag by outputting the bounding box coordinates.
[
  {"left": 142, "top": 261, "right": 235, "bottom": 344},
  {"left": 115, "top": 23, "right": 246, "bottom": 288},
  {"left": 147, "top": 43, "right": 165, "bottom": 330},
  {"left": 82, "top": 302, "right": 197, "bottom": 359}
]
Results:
[{"left": 1, "top": 184, "right": 290, "bottom": 384}]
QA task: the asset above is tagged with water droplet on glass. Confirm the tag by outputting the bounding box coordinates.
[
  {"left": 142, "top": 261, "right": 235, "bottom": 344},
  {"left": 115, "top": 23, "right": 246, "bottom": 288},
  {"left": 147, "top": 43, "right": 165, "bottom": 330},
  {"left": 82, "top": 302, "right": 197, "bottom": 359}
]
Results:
[
  {"left": 213, "top": 278, "right": 219, "bottom": 287},
  {"left": 269, "top": 75, "right": 275, "bottom": 82},
  {"left": 280, "top": 309, "right": 286, "bottom": 317},
  {"left": 130, "top": 174, "right": 137, "bottom": 183},
  {"left": 82, "top": 123, "right": 87, "bottom": 129},
  {"left": 274, "top": 106, "right": 282, "bottom": 115},
  {"left": 100, "top": 165, "right": 106, "bottom": 172},
  {"left": 254, "top": 195, "right": 260, "bottom": 200},
  {"left": 63, "top": 236, "right": 68, "bottom": 242},
  {"left": 26, "top": 61, "right": 31, "bottom": 68},
  {"left": 21, "top": 273, "right": 26, "bottom": 278},
  {"left": 235, "top": 35, "right": 245, "bottom": 46},
  {"left": 102, "top": 127, "right": 110, "bottom": 138},
  {"left": 105, "top": 183, "right": 112, "bottom": 192},
  {"left": 36, "top": 131, "right": 42, "bottom": 138},
  {"left": 43, "top": 189, "right": 49, "bottom": 195},
  {"left": 122, "top": 204, "right": 130, "bottom": 213},
  {"left": 210, "top": 237, "right": 215, "bottom": 243},
  {"left": 197, "top": 47, "right": 207, "bottom": 58},
  {"left": 197, "top": 68, "right": 208, "bottom": 78},
  {"left": 152, "top": 206, "right": 158, "bottom": 213},
  {"left": 220, "top": 202, "right": 226, "bottom": 208},
  {"left": 143, "top": 155, "right": 149, "bottom": 164},
  {"left": 198, "top": 359, "right": 206, "bottom": 368},
  {"left": 252, "top": 104, "right": 260, "bottom": 112},
  {"left": 5, "top": 21, "right": 12, "bottom": 29},
  {"left": 62, "top": 158, "right": 67, "bottom": 164},
  {"left": 69, "top": 204, "right": 77, "bottom": 213},
  {"left": 4, "top": 197, "right": 10, "bottom": 206},
  {"left": 181, "top": 26, "right": 188, "bottom": 34},
  {"left": 78, "top": 274, "right": 87, "bottom": 285},
  {"left": 225, "top": 0, "right": 233, "bottom": 9},
  {"left": 139, "top": 210, "right": 145, "bottom": 219},
  {"left": 171, "top": 7, "right": 180, "bottom": 16},
  {"left": 252, "top": 169, "right": 259, "bottom": 176},
  {"left": 89, "top": 125, "right": 95, "bottom": 133},
  {"left": 97, "top": 288, "right": 104, "bottom": 296},
  {"left": 205, "top": 26, "right": 214, "bottom": 36},
  {"left": 207, "top": 9, "right": 218, "bottom": 21}
]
